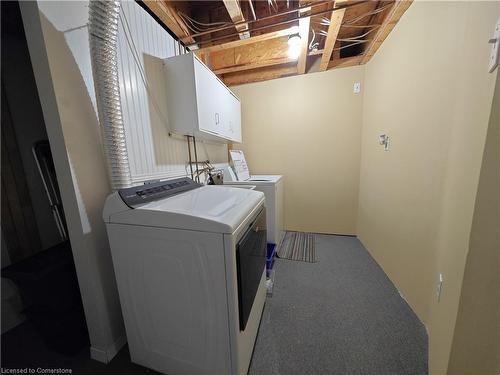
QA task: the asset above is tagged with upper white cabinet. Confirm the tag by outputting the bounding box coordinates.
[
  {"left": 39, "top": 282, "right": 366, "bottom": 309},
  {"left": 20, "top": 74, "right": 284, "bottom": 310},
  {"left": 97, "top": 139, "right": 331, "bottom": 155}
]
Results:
[{"left": 163, "top": 53, "right": 242, "bottom": 143}]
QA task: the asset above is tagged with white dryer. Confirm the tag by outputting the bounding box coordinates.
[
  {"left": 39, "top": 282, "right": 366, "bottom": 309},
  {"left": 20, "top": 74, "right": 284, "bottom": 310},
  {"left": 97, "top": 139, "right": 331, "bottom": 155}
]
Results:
[{"left": 103, "top": 178, "right": 267, "bottom": 375}]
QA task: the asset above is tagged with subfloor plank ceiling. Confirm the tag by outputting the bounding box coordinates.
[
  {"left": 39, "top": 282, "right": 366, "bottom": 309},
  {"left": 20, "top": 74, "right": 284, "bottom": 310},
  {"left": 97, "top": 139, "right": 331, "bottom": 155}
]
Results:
[{"left": 141, "top": 0, "right": 412, "bottom": 85}]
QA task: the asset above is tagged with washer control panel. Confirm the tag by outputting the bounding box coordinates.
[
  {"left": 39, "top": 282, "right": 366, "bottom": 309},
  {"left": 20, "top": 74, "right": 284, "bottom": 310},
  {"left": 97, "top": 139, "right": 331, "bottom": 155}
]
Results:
[{"left": 119, "top": 177, "right": 202, "bottom": 208}]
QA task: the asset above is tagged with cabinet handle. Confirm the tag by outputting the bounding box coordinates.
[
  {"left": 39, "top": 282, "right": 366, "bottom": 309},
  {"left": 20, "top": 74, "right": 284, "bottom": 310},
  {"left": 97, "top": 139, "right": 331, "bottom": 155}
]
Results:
[{"left": 215, "top": 113, "right": 219, "bottom": 125}]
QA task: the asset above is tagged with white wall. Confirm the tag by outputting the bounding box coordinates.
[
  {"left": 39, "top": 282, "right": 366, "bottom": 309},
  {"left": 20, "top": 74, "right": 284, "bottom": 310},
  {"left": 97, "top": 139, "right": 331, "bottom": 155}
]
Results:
[
  {"left": 117, "top": 1, "right": 228, "bottom": 183},
  {"left": 20, "top": 0, "right": 227, "bottom": 362}
]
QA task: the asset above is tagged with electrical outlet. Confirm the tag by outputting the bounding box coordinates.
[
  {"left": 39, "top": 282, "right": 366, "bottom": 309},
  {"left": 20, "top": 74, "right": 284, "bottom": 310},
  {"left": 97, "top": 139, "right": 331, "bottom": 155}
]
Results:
[
  {"left": 436, "top": 273, "right": 444, "bottom": 302},
  {"left": 353, "top": 82, "right": 361, "bottom": 94}
]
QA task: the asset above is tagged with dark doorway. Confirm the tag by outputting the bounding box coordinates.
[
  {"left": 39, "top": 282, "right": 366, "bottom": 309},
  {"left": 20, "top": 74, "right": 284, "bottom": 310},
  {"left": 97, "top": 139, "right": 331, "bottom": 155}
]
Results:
[{"left": 1, "top": 0, "right": 89, "bottom": 368}]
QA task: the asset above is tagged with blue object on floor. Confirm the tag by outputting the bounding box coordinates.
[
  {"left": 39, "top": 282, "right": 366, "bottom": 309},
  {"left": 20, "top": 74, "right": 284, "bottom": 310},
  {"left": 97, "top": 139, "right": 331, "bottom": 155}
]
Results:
[{"left": 266, "top": 243, "right": 276, "bottom": 270}]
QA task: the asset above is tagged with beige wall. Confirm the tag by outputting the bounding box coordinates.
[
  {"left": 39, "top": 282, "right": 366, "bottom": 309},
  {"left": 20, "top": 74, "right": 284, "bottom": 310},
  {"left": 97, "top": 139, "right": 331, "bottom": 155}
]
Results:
[
  {"left": 447, "top": 58, "right": 500, "bottom": 375},
  {"left": 358, "top": 2, "right": 499, "bottom": 375},
  {"left": 232, "top": 66, "right": 365, "bottom": 235}
]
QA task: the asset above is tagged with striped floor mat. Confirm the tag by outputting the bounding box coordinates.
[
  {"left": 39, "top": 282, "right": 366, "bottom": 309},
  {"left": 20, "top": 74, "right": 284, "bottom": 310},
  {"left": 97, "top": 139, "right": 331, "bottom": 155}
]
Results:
[{"left": 276, "top": 231, "right": 316, "bottom": 263}]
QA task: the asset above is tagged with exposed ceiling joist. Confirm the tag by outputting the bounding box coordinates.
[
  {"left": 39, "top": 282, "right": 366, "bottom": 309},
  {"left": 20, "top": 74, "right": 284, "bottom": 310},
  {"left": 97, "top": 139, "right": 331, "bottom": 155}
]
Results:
[
  {"left": 297, "top": 14, "right": 311, "bottom": 74},
  {"left": 143, "top": 0, "right": 195, "bottom": 44},
  {"left": 223, "top": 0, "right": 250, "bottom": 38},
  {"left": 222, "top": 64, "right": 297, "bottom": 86},
  {"left": 195, "top": 28, "right": 294, "bottom": 54},
  {"left": 361, "top": 0, "right": 413, "bottom": 64},
  {"left": 210, "top": 36, "right": 289, "bottom": 71},
  {"left": 142, "top": 0, "right": 411, "bottom": 85},
  {"left": 213, "top": 56, "right": 295, "bottom": 74},
  {"left": 319, "top": 8, "right": 346, "bottom": 72},
  {"left": 328, "top": 54, "right": 362, "bottom": 70},
  {"left": 180, "top": 0, "right": 337, "bottom": 43}
]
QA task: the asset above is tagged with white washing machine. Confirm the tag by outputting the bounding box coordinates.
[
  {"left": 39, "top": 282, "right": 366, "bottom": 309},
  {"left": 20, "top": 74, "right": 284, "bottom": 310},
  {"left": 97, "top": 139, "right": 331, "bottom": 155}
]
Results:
[
  {"left": 103, "top": 178, "right": 267, "bottom": 375},
  {"left": 224, "top": 171, "right": 284, "bottom": 246}
]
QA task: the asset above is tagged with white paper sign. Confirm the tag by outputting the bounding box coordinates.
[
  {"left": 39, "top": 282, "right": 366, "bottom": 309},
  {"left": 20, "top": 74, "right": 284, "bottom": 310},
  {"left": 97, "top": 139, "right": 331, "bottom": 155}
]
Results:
[{"left": 229, "top": 150, "right": 250, "bottom": 181}]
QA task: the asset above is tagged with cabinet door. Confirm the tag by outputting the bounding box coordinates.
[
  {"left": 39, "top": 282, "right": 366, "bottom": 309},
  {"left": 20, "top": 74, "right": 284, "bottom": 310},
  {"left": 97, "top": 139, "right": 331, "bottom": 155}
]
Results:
[
  {"left": 212, "top": 78, "right": 229, "bottom": 136},
  {"left": 224, "top": 92, "right": 241, "bottom": 142},
  {"left": 194, "top": 60, "right": 220, "bottom": 135},
  {"left": 229, "top": 93, "right": 242, "bottom": 142},
  {"left": 193, "top": 57, "right": 241, "bottom": 141}
]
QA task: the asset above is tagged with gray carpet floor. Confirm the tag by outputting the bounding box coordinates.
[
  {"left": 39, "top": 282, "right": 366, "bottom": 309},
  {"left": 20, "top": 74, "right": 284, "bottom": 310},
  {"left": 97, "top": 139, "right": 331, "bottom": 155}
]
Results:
[
  {"left": 2, "top": 235, "right": 428, "bottom": 375},
  {"left": 248, "top": 234, "right": 428, "bottom": 375}
]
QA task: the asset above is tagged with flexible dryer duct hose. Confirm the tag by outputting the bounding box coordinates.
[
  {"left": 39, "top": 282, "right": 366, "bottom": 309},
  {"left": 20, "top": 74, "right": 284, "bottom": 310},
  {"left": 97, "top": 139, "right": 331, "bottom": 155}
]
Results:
[{"left": 88, "top": 0, "right": 132, "bottom": 190}]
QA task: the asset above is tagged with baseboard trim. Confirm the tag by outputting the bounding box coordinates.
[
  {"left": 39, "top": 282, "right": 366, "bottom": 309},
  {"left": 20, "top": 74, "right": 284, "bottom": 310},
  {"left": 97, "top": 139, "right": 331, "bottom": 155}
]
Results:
[{"left": 90, "top": 334, "right": 127, "bottom": 364}]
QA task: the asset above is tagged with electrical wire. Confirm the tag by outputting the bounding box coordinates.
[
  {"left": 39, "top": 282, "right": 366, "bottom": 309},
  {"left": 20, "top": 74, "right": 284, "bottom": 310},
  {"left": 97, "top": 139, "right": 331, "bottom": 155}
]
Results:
[
  {"left": 338, "top": 25, "right": 380, "bottom": 41},
  {"left": 183, "top": 0, "right": 347, "bottom": 43},
  {"left": 308, "top": 28, "right": 319, "bottom": 51},
  {"left": 344, "top": 2, "right": 392, "bottom": 25},
  {"left": 308, "top": 3, "right": 384, "bottom": 52},
  {"left": 333, "top": 40, "right": 367, "bottom": 51},
  {"left": 178, "top": 11, "right": 234, "bottom": 34},
  {"left": 319, "top": 17, "right": 331, "bottom": 26},
  {"left": 178, "top": 16, "right": 205, "bottom": 33},
  {"left": 337, "top": 38, "right": 368, "bottom": 42},
  {"left": 180, "top": 12, "right": 232, "bottom": 28},
  {"left": 341, "top": 23, "right": 380, "bottom": 28},
  {"left": 268, "top": 0, "right": 278, "bottom": 14}
]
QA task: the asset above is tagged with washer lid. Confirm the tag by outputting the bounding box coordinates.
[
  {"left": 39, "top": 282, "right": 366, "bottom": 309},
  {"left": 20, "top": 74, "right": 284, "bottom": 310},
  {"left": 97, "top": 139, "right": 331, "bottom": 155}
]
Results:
[
  {"left": 105, "top": 185, "right": 265, "bottom": 233},
  {"left": 224, "top": 174, "right": 282, "bottom": 185},
  {"left": 248, "top": 175, "right": 282, "bottom": 183}
]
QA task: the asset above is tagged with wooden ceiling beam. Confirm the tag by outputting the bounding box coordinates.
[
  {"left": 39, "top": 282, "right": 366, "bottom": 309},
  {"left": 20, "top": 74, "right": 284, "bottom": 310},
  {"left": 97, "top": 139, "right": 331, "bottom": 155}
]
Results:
[
  {"left": 210, "top": 35, "right": 289, "bottom": 71},
  {"left": 319, "top": 8, "right": 346, "bottom": 71},
  {"left": 361, "top": 1, "right": 413, "bottom": 64},
  {"left": 222, "top": 64, "right": 298, "bottom": 86},
  {"left": 142, "top": 0, "right": 195, "bottom": 44},
  {"left": 327, "top": 55, "right": 363, "bottom": 69},
  {"left": 213, "top": 57, "right": 296, "bottom": 75},
  {"left": 195, "top": 28, "right": 295, "bottom": 54},
  {"left": 297, "top": 13, "right": 311, "bottom": 74},
  {"left": 297, "top": 0, "right": 312, "bottom": 74},
  {"left": 223, "top": 0, "right": 249, "bottom": 38}
]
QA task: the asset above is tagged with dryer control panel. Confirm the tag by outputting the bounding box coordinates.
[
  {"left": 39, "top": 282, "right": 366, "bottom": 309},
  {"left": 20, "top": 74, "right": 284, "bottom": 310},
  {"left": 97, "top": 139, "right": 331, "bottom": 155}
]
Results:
[{"left": 118, "top": 177, "right": 202, "bottom": 208}]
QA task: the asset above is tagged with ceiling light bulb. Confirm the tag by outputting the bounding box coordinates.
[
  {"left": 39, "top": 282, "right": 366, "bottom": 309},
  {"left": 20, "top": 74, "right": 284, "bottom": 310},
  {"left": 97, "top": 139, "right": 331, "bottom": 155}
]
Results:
[
  {"left": 288, "top": 33, "right": 301, "bottom": 46},
  {"left": 287, "top": 33, "right": 302, "bottom": 59},
  {"left": 288, "top": 43, "right": 301, "bottom": 59},
  {"left": 288, "top": 25, "right": 300, "bottom": 35}
]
